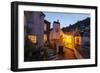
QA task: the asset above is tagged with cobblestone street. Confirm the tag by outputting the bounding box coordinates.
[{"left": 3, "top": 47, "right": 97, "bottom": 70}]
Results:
[{"left": 52, "top": 47, "right": 77, "bottom": 60}]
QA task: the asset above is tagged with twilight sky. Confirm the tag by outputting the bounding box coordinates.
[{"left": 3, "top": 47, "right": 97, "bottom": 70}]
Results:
[{"left": 44, "top": 12, "right": 90, "bottom": 28}]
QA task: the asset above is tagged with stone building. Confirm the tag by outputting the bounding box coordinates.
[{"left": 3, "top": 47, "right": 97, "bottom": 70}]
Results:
[
  {"left": 44, "top": 20, "right": 50, "bottom": 43},
  {"left": 24, "top": 11, "right": 51, "bottom": 47},
  {"left": 49, "top": 20, "right": 64, "bottom": 53},
  {"left": 24, "top": 11, "right": 45, "bottom": 46}
]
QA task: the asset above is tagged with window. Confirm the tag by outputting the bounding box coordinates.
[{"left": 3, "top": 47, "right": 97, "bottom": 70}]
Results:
[
  {"left": 44, "top": 34, "right": 47, "bottom": 42},
  {"left": 28, "top": 35, "right": 37, "bottom": 43},
  {"left": 44, "top": 23, "right": 47, "bottom": 31}
]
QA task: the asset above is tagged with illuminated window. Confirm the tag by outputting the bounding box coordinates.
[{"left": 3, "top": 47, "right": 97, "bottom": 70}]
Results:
[
  {"left": 75, "top": 36, "right": 81, "bottom": 45},
  {"left": 44, "top": 34, "right": 47, "bottom": 42},
  {"left": 28, "top": 35, "right": 37, "bottom": 43}
]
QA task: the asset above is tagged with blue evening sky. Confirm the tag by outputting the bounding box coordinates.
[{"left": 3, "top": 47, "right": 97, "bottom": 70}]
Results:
[{"left": 44, "top": 12, "right": 90, "bottom": 28}]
